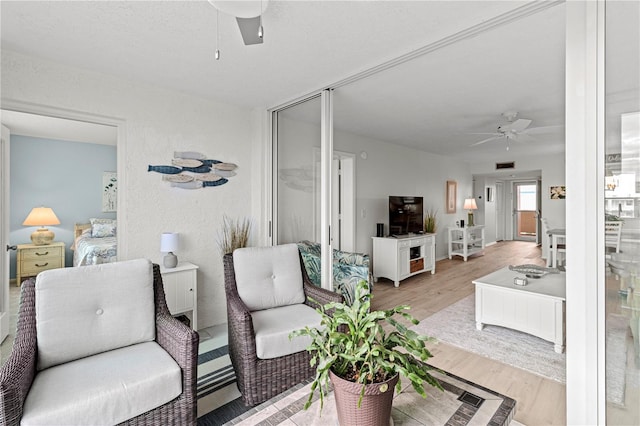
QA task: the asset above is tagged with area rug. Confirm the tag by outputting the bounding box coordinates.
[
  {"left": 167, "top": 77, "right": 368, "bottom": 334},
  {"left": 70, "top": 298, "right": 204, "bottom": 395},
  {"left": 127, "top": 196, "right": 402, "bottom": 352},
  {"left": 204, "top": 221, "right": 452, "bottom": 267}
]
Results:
[
  {"left": 197, "top": 339, "right": 251, "bottom": 425},
  {"left": 412, "top": 294, "right": 630, "bottom": 405}
]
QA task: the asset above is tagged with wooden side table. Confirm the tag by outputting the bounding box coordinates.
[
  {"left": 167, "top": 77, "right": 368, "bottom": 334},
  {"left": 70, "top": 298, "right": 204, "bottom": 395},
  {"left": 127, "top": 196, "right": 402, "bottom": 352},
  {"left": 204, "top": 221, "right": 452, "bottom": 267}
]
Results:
[
  {"left": 160, "top": 262, "right": 199, "bottom": 330},
  {"left": 16, "top": 242, "right": 66, "bottom": 285}
]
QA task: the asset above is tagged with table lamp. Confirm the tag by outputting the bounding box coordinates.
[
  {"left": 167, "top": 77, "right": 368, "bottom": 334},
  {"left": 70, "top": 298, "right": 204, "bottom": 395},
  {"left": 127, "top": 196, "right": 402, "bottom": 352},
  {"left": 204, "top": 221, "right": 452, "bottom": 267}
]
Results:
[
  {"left": 463, "top": 198, "right": 478, "bottom": 227},
  {"left": 22, "top": 207, "right": 60, "bottom": 245},
  {"left": 161, "top": 232, "right": 179, "bottom": 268}
]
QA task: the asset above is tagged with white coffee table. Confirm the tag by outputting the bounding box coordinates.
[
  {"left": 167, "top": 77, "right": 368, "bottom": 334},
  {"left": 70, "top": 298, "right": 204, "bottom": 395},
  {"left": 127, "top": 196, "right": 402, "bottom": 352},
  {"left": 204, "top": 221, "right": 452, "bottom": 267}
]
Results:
[{"left": 473, "top": 267, "right": 566, "bottom": 353}]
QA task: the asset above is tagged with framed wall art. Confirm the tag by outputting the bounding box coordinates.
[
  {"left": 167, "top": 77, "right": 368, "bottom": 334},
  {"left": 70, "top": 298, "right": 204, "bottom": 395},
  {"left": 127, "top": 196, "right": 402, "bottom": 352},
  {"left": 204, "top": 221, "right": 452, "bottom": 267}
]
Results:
[
  {"left": 102, "top": 172, "right": 117, "bottom": 212},
  {"left": 550, "top": 185, "right": 566, "bottom": 199},
  {"left": 446, "top": 180, "right": 457, "bottom": 213}
]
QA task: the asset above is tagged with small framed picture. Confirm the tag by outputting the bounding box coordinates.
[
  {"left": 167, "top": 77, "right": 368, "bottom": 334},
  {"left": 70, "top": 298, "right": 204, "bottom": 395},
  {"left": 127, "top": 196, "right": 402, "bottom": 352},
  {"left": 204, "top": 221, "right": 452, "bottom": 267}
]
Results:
[
  {"left": 446, "top": 180, "right": 457, "bottom": 213},
  {"left": 550, "top": 186, "right": 566, "bottom": 199}
]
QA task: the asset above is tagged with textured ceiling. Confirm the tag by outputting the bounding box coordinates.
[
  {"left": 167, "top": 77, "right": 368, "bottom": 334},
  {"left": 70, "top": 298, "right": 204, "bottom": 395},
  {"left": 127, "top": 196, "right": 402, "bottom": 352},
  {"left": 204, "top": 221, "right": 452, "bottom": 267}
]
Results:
[{"left": 1, "top": 1, "right": 638, "bottom": 166}]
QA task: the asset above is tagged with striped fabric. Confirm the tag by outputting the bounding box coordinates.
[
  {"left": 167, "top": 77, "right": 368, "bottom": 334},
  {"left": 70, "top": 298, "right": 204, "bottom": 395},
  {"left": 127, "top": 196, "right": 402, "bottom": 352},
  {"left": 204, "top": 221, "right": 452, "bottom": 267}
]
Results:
[{"left": 197, "top": 338, "right": 254, "bottom": 424}]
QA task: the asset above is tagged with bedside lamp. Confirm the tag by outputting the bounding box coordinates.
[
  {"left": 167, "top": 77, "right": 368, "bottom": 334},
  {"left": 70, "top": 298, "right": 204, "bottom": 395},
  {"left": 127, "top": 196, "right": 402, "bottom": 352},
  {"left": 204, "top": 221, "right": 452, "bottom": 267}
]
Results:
[
  {"left": 161, "top": 232, "right": 179, "bottom": 268},
  {"left": 22, "top": 207, "right": 60, "bottom": 245},
  {"left": 463, "top": 198, "right": 478, "bottom": 227}
]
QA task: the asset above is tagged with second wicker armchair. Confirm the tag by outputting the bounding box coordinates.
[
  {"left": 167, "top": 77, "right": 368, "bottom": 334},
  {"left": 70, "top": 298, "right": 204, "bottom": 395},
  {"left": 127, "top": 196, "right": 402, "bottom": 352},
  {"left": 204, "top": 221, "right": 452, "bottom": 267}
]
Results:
[{"left": 223, "top": 244, "right": 342, "bottom": 406}]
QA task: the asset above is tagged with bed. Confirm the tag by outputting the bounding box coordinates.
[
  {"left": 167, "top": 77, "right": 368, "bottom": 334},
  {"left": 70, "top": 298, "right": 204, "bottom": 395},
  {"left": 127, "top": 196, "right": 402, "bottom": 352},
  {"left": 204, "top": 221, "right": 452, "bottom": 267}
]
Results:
[{"left": 72, "top": 220, "right": 117, "bottom": 266}]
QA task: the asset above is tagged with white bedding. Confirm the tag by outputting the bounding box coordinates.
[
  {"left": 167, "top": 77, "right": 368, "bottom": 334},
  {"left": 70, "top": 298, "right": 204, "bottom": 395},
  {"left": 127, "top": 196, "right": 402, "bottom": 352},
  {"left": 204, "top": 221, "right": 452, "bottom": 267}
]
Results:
[{"left": 73, "top": 230, "right": 117, "bottom": 266}]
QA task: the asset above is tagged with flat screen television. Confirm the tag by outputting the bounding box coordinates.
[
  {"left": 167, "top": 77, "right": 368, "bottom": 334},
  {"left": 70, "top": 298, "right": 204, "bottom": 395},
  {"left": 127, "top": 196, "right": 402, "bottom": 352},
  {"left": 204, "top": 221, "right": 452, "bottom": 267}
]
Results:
[{"left": 389, "top": 196, "right": 423, "bottom": 236}]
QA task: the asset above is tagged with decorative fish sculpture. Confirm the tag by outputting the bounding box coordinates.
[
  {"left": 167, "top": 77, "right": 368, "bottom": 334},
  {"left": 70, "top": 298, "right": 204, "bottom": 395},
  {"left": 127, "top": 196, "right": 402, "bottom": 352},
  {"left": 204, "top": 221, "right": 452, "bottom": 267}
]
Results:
[
  {"left": 174, "top": 151, "right": 206, "bottom": 160},
  {"left": 170, "top": 181, "right": 204, "bottom": 189},
  {"left": 148, "top": 165, "right": 182, "bottom": 174},
  {"left": 171, "top": 158, "right": 203, "bottom": 168},
  {"left": 152, "top": 154, "right": 235, "bottom": 189},
  {"left": 203, "top": 178, "right": 229, "bottom": 187},
  {"left": 181, "top": 165, "right": 212, "bottom": 173},
  {"left": 162, "top": 174, "right": 194, "bottom": 183},
  {"left": 201, "top": 159, "right": 223, "bottom": 166}
]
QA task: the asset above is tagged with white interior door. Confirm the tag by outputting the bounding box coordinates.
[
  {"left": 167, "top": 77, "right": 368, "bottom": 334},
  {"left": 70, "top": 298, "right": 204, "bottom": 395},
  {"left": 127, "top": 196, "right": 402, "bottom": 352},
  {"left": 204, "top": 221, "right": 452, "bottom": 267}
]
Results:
[{"left": 1, "top": 125, "right": 11, "bottom": 343}]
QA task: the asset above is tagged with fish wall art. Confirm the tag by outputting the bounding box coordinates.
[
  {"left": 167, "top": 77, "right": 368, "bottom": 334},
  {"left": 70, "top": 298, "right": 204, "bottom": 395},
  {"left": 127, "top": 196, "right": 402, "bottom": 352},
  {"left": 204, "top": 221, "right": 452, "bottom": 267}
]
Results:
[{"left": 148, "top": 151, "right": 238, "bottom": 189}]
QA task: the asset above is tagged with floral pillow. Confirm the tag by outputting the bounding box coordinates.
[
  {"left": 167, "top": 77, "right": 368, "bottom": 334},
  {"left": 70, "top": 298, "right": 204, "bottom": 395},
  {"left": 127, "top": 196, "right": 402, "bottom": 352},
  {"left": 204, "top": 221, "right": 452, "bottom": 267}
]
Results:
[{"left": 90, "top": 218, "right": 117, "bottom": 238}]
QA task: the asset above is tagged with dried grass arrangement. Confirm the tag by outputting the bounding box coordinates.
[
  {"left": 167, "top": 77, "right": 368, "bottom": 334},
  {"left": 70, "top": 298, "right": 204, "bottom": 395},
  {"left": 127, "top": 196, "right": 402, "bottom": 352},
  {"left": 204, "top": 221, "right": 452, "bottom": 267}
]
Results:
[{"left": 217, "top": 215, "right": 251, "bottom": 255}]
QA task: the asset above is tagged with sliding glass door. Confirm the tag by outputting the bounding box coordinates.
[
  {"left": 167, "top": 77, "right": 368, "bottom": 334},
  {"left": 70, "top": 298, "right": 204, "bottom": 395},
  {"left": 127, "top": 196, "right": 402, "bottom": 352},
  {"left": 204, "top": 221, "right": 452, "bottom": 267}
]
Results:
[
  {"left": 272, "top": 91, "right": 334, "bottom": 290},
  {"left": 604, "top": 1, "right": 639, "bottom": 423},
  {"left": 273, "top": 96, "right": 322, "bottom": 245}
]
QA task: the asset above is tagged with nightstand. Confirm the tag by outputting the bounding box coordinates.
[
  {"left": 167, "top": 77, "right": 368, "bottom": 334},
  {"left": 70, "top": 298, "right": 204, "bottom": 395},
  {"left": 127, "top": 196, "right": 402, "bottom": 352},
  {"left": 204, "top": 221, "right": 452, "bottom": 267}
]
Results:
[
  {"left": 16, "top": 242, "right": 66, "bottom": 285},
  {"left": 160, "top": 262, "right": 198, "bottom": 330}
]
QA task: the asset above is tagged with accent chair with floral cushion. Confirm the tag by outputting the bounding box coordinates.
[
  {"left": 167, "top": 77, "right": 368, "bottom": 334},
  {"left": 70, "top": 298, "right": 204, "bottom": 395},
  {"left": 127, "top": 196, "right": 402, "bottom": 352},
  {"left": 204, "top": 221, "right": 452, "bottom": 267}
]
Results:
[{"left": 296, "top": 240, "right": 371, "bottom": 305}]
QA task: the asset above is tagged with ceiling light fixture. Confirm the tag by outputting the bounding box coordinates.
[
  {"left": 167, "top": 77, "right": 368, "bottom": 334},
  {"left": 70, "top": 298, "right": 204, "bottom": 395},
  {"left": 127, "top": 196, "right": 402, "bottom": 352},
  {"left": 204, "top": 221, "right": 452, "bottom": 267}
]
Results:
[{"left": 208, "top": 1, "right": 269, "bottom": 47}]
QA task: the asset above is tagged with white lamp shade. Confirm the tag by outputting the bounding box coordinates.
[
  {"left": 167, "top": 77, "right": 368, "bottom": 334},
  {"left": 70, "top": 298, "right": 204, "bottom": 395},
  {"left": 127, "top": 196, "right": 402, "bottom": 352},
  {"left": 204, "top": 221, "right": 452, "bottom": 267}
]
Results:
[
  {"left": 160, "top": 233, "right": 179, "bottom": 252},
  {"left": 22, "top": 207, "right": 60, "bottom": 227},
  {"left": 463, "top": 198, "right": 478, "bottom": 210}
]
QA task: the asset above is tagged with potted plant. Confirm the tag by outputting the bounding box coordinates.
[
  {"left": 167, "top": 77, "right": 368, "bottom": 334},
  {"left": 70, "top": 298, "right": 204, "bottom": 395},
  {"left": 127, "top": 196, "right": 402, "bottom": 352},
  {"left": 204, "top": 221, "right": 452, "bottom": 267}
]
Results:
[
  {"left": 424, "top": 207, "right": 437, "bottom": 234},
  {"left": 216, "top": 215, "right": 251, "bottom": 255},
  {"left": 291, "top": 281, "right": 442, "bottom": 425}
]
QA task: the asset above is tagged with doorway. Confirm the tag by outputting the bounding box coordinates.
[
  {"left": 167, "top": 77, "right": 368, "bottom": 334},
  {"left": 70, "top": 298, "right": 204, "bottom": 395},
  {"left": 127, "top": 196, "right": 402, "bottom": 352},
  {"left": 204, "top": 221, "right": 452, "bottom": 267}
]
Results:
[
  {"left": 513, "top": 181, "right": 538, "bottom": 241},
  {"left": 0, "top": 105, "right": 123, "bottom": 353}
]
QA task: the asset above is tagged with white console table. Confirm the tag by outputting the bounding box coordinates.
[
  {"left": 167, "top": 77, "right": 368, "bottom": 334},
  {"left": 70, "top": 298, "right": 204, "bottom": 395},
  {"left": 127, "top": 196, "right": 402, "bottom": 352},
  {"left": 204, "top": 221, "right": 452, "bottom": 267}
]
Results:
[
  {"left": 448, "top": 225, "right": 485, "bottom": 261},
  {"left": 372, "top": 234, "right": 435, "bottom": 287},
  {"left": 473, "top": 267, "right": 566, "bottom": 353},
  {"left": 160, "top": 262, "right": 199, "bottom": 330}
]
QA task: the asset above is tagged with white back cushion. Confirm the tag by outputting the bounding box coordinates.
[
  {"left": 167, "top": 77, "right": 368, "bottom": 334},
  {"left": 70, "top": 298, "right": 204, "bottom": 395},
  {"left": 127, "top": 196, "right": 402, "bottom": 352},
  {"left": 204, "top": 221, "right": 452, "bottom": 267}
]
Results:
[
  {"left": 36, "top": 258, "right": 155, "bottom": 371},
  {"left": 233, "top": 244, "right": 305, "bottom": 311}
]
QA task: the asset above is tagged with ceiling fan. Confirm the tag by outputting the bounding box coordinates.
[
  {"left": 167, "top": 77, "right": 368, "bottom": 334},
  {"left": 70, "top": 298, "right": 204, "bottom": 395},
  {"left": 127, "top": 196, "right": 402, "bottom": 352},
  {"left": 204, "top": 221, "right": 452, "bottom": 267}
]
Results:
[
  {"left": 209, "top": 0, "right": 268, "bottom": 46},
  {"left": 470, "top": 112, "right": 561, "bottom": 150}
]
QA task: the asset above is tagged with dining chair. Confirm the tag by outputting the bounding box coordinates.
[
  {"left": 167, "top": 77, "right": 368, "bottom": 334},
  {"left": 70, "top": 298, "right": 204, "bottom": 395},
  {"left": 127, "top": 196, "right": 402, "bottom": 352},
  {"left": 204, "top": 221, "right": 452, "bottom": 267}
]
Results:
[
  {"left": 542, "top": 218, "right": 565, "bottom": 267},
  {"left": 605, "top": 220, "right": 623, "bottom": 258}
]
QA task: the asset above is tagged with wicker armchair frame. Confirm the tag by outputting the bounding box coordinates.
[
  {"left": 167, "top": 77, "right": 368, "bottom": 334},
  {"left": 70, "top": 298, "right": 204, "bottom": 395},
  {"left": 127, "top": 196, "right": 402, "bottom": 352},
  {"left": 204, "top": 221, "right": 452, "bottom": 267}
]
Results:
[
  {"left": 0, "top": 264, "right": 199, "bottom": 426},
  {"left": 223, "top": 252, "right": 343, "bottom": 406}
]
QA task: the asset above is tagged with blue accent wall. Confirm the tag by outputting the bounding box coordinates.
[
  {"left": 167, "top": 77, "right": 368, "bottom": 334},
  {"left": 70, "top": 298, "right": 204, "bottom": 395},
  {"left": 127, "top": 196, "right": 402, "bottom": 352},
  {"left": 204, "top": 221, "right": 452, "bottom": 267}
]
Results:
[{"left": 10, "top": 135, "right": 116, "bottom": 278}]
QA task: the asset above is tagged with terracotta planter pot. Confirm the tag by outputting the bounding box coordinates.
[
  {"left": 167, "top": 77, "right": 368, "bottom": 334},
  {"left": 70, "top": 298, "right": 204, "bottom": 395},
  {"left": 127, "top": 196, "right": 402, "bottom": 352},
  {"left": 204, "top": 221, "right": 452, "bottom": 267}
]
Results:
[{"left": 329, "top": 370, "right": 399, "bottom": 426}]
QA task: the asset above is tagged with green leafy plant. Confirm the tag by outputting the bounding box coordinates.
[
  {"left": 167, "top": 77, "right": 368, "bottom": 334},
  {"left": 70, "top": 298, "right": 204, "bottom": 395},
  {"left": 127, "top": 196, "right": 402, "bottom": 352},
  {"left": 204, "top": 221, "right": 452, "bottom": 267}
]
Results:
[
  {"left": 424, "top": 207, "right": 437, "bottom": 234},
  {"left": 290, "top": 281, "right": 442, "bottom": 410},
  {"left": 217, "top": 215, "right": 251, "bottom": 255}
]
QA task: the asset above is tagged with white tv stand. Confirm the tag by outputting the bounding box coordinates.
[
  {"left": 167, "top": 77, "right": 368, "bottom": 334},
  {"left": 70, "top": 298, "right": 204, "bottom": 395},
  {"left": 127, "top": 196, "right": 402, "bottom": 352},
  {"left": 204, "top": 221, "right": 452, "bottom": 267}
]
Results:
[{"left": 372, "top": 234, "right": 436, "bottom": 287}]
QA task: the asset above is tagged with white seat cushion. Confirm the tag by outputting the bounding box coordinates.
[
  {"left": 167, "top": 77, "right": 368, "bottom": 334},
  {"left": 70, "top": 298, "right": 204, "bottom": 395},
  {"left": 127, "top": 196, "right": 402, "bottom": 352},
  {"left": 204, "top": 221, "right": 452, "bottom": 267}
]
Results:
[
  {"left": 21, "top": 342, "right": 182, "bottom": 426},
  {"left": 35, "top": 258, "right": 155, "bottom": 370},
  {"left": 251, "top": 303, "right": 321, "bottom": 359},
  {"left": 233, "top": 244, "right": 306, "bottom": 311}
]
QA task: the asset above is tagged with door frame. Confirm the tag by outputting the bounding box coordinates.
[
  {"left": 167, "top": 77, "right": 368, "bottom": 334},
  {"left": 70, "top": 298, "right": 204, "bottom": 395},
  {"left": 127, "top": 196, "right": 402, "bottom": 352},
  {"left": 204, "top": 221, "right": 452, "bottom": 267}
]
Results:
[
  {"left": 0, "top": 99, "right": 128, "bottom": 260},
  {"left": 512, "top": 180, "right": 538, "bottom": 242},
  {"left": 0, "top": 125, "right": 10, "bottom": 343}
]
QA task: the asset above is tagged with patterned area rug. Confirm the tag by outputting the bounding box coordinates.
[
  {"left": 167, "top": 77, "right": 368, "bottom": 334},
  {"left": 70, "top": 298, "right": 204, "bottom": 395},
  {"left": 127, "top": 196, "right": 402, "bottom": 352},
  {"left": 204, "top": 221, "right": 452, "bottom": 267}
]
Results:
[
  {"left": 197, "top": 339, "right": 250, "bottom": 425},
  {"left": 411, "top": 294, "right": 631, "bottom": 405}
]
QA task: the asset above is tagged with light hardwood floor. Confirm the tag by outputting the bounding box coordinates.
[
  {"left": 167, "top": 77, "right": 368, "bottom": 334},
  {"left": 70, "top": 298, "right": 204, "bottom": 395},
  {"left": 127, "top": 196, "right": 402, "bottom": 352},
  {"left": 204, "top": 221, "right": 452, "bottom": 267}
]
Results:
[{"left": 371, "top": 240, "right": 566, "bottom": 426}]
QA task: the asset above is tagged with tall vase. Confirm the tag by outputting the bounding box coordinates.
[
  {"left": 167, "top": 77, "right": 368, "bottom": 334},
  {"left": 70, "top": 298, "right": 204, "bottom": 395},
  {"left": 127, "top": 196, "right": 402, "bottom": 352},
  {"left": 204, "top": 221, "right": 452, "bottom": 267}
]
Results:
[{"left": 329, "top": 370, "right": 398, "bottom": 426}]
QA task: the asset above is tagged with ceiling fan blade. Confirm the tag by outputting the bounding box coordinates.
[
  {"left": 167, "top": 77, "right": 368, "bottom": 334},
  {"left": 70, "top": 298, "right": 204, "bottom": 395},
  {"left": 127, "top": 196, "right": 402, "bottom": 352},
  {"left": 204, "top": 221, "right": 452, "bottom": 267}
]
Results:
[
  {"left": 468, "top": 132, "right": 500, "bottom": 135},
  {"left": 471, "top": 136, "right": 501, "bottom": 146},
  {"left": 510, "top": 133, "right": 537, "bottom": 143},
  {"left": 236, "top": 16, "right": 263, "bottom": 45},
  {"left": 509, "top": 118, "right": 532, "bottom": 132},
  {"left": 523, "top": 125, "right": 564, "bottom": 135}
]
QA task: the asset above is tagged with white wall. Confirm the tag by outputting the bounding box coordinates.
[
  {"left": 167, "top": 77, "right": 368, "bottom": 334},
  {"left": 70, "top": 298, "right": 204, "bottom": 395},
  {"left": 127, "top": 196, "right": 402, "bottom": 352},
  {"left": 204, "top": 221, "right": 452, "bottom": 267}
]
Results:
[
  {"left": 334, "top": 130, "right": 473, "bottom": 260},
  {"left": 470, "top": 153, "right": 566, "bottom": 232},
  {"left": 1, "top": 50, "right": 259, "bottom": 329}
]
